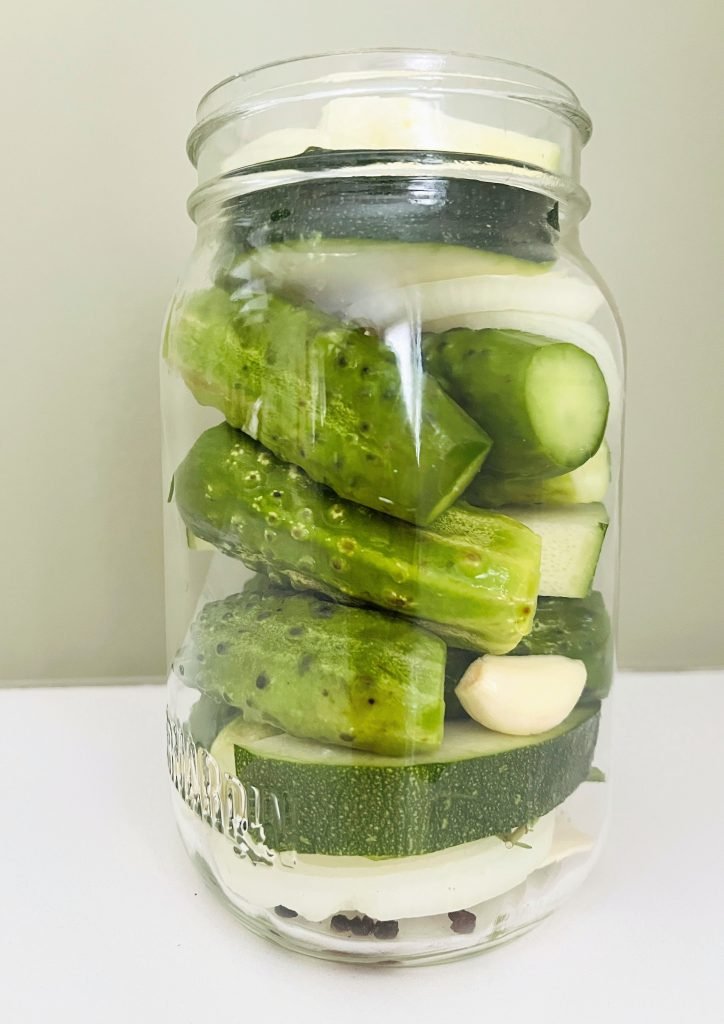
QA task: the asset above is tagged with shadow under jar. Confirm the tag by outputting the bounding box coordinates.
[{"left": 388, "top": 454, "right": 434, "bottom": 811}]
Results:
[{"left": 162, "top": 49, "right": 624, "bottom": 966}]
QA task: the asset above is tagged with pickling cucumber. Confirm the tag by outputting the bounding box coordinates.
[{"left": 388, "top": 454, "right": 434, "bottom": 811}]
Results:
[
  {"left": 425, "top": 311, "right": 622, "bottom": 416},
  {"left": 174, "top": 424, "right": 540, "bottom": 654},
  {"left": 167, "top": 288, "right": 491, "bottom": 525},
  {"left": 466, "top": 443, "right": 611, "bottom": 508},
  {"left": 222, "top": 173, "right": 560, "bottom": 263},
  {"left": 444, "top": 591, "right": 613, "bottom": 711},
  {"left": 512, "top": 592, "right": 613, "bottom": 698},
  {"left": 505, "top": 504, "right": 609, "bottom": 598},
  {"left": 209, "top": 704, "right": 600, "bottom": 857},
  {"left": 424, "top": 327, "right": 610, "bottom": 479},
  {"left": 175, "top": 582, "right": 445, "bottom": 757}
]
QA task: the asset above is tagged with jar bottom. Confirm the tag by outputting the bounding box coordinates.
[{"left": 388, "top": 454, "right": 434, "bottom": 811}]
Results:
[{"left": 173, "top": 791, "right": 599, "bottom": 967}]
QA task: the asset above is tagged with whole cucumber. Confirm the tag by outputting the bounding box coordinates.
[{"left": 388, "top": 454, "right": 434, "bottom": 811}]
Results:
[
  {"left": 166, "top": 288, "right": 491, "bottom": 525},
  {"left": 173, "top": 424, "right": 540, "bottom": 654},
  {"left": 175, "top": 578, "right": 445, "bottom": 757},
  {"left": 424, "top": 327, "right": 609, "bottom": 479}
]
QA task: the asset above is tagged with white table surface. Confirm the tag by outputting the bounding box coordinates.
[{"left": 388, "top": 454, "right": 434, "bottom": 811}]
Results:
[{"left": 1, "top": 671, "right": 722, "bottom": 1023}]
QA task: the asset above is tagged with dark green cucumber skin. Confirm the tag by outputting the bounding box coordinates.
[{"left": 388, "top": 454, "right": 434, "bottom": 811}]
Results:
[
  {"left": 220, "top": 168, "right": 559, "bottom": 264},
  {"left": 444, "top": 649, "right": 479, "bottom": 719},
  {"left": 424, "top": 328, "right": 609, "bottom": 479},
  {"left": 167, "top": 288, "right": 491, "bottom": 525},
  {"left": 513, "top": 592, "right": 614, "bottom": 699},
  {"left": 173, "top": 424, "right": 540, "bottom": 654},
  {"left": 174, "top": 580, "right": 445, "bottom": 757},
  {"left": 229, "top": 704, "right": 600, "bottom": 857},
  {"left": 443, "top": 591, "right": 614, "bottom": 713}
]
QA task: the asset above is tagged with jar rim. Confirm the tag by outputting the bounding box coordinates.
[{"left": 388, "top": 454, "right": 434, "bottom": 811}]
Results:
[{"left": 189, "top": 48, "right": 592, "bottom": 166}]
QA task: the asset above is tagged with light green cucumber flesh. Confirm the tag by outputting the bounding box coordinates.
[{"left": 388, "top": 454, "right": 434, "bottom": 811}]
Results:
[
  {"left": 210, "top": 703, "right": 600, "bottom": 857},
  {"left": 466, "top": 442, "right": 611, "bottom": 508},
  {"left": 166, "top": 287, "right": 491, "bottom": 525},
  {"left": 444, "top": 591, "right": 614, "bottom": 715},
  {"left": 503, "top": 503, "right": 609, "bottom": 599},
  {"left": 424, "top": 328, "right": 610, "bottom": 479},
  {"left": 175, "top": 579, "right": 445, "bottom": 757},
  {"left": 174, "top": 424, "right": 541, "bottom": 654}
]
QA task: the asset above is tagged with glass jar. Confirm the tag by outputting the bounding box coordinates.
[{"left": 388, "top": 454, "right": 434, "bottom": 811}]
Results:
[{"left": 162, "top": 50, "right": 624, "bottom": 966}]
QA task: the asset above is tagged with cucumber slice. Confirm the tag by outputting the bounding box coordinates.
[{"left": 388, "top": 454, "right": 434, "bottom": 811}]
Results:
[
  {"left": 503, "top": 504, "right": 609, "bottom": 598},
  {"left": 222, "top": 175, "right": 559, "bottom": 263},
  {"left": 175, "top": 582, "right": 446, "bottom": 757},
  {"left": 425, "top": 329, "right": 609, "bottom": 479},
  {"left": 347, "top": 272, "right": 604, "bottom": 329},
  {"left": 209, "top": 704, "right": 600, "bottom": 857},
  {"left": 232, "top": 239, "right": 550, "bottom": 314},
  {"left": 466, "top": 443, "right": 611, "bottom": 508},
  {"left": 204, "top": 809, "right": 557, "bottom": 922}
]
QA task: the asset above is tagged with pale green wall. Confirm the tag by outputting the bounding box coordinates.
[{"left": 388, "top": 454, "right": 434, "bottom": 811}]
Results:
[{"left": 1, "top": 0, "right": 722, "bottom": 679}]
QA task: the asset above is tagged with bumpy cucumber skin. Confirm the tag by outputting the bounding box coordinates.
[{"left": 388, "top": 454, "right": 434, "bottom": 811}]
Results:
[
  {"left": 512, "top": 592, "right": 614, "bottom": 699},
  {"left": 174, "top": 580, "right": 445, "bottom": 757},
  {"left": 167, "top": 288, "right": 491, "bottom": 525},
  {"left": 466, "top": 443, "right": 611, "bottom": 508},
  {"left": 424, "top": 328, "right": 609, "bottom": 479},
  {"left": 174, "top": 424, "right": 540, "bottom": 654},
  {"left": 223, "top": 704, "right": 600, "bottom": 857},
  {"left": 443, "top": 591, "right": 614, "bottom": 712}
]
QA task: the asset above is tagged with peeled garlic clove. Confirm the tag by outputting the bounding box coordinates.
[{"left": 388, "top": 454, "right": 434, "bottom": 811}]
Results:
[{"left": 455, "top": 654, "right": 587, "bottom": 736}]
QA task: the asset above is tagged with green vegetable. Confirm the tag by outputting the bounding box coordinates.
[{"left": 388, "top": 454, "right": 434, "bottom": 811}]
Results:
[
  {"left": 166, "top": 288, "right": 491, "bottom": 525},
  {"left": 174, "top": 424, "right": 541, "bottom": 654},
  {"left": 424, "top": 327, "right": 609, "bottom": 479},
  {"left": 513, "top": 592, "right": 613, "bottom": 698},
  {"left": 220, "top": 171, "right": 559, "bottom": 263},
  {"left": 174, "top": 580, "right": 445, "bottom": 757},
  {"left": 445, "top": 591, "right": 614, "bottom": 708},
  {"left": 209, "top": 704, "right": 600, "bottom": 857},
  {"left": 466, "top": 442, "right": 611, "bottom": 508},
  {"left": 504, "top": 503, "right": 608, "bottom": 598}
]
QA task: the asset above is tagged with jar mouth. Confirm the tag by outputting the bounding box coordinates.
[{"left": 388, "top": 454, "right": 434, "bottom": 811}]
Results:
[{"left": 189, "top": 48, "right": 592, "bottom": 168}]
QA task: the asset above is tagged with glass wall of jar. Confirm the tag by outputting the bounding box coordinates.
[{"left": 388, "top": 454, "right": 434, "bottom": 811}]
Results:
[{"left": 162, "top": 50, "right": 624, "bottom": 966}]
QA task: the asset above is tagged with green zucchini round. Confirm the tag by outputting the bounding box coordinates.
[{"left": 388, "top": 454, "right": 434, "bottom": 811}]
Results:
[{"left": 210, "top": 704, "right": 600, "bottom": 858}]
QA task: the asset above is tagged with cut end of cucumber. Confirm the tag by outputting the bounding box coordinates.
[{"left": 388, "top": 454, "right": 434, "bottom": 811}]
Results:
[
  {"left": 525, "top": 341, "right": 610, "bottom": 477},
  {"left": 503, "top": 503, "right": 609, "bottom": 598}
]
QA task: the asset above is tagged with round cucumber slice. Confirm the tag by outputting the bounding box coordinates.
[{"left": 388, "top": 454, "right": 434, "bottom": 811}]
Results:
[{"left": 210, "top": 705, "right": 600, "bottom": 858}]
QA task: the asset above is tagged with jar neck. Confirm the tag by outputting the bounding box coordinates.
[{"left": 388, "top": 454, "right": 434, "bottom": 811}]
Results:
[{"left": 187, "top": 50, "right": 591, "bottom": 229}]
